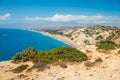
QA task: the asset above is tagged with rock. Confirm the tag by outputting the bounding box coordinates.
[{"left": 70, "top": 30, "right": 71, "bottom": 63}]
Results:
[
  {"left": 59, "top": 62, "right": 67, "bottom": 68},
  {"left": 84, "top": 61, "right": 94, "bottom": 67},
  {"left": 89, "top": 74, "right": 93, "bottom": 76},
  {"left": 93, "top": 58, "right": 103, "bottom": 66},
  {"left": 118, "top": 50, "right": 120, "bottom": 54},
  {"left": 32, "top": 62, "right": 47, "bottom": 69},
  {"left": 95, "top": 58, "right": 103, "bottom": 63},
  {"left": 30, "top": 62, "right": 50, "bottom": 72}
]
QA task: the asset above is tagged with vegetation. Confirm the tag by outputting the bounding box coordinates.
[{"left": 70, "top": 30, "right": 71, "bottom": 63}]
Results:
[
  {"left": 65, "top": 34, "right": 72, "bottom": 37},
  {"left": 43, "top": 30, "right": 64, "bottom": 35},
  {"left": 11, "top": 47, "right": 88, "bottom": 64},
  {"left": 84, "top": 58, "right": 103, "bottom": 67},
  {"left": 65, "top": 29, "right": 77, "bottom": 38},
  {"left": 11, "top": 47, "right": 37, "bottom": 63},
  {"left": 95, "top": 35, "right": 104, "bottom": 40},
  {"left": 96, "top": 40, "right": 116, "bottom": 50},
  {"left": 12, "top": 64, "right": 28, "bottom": 73},
  {"left": 28, "top": 62, "right": 50, "bottom": 72}
]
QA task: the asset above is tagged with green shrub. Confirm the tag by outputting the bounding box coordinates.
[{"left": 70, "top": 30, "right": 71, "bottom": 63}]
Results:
[
  {"left": 96, "top": 40, "right": 116, "bottom": 50},
  {"left": 12, "top": 64, "right": 28, "bottom": 73},
  {"left": 11, "top": 47, "right": 88, "bottom": 64},
  {"left": 11, "top": 47, "right": 37, "bottom": 63}
]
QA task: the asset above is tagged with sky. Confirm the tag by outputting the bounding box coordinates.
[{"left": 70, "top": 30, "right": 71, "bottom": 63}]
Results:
[{"left": 0, "top": 0, "right": 120, "bottom": 28}]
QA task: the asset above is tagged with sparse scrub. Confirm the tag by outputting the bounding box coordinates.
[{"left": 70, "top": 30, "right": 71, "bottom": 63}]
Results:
[
  {"left": 95, "top": 35, "right": 103, "bottom": 40},
  {"left": 96, "top": 40, "right": 116, "bottom": 50},
  {"left": 12, "top": 64, "right": 28, "bottom": 73},
  {"left": 42, "top": 30, "right": 64, "bottom": 35},
  {"left": 65, "top": 34, "right": 72, "bottom": 37},
  {"left": 84, "top": 58, "right": 103, "bottom": 67}
]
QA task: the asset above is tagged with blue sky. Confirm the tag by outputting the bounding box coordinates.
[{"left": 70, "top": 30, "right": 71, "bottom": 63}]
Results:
[{"left": 0, "top": 0, "right": 120, "bottom": 28}]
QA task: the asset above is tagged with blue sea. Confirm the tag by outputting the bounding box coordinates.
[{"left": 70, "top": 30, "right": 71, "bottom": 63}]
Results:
[{"left": 0, "top": 29, "right": 71, "bottom": 61}]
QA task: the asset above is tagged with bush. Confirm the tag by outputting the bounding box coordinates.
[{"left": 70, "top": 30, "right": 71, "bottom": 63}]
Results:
[
  {"left": 96, "top": 40, "right": 116, "bottom": 50},
  {"left": 12, "top": 64, "right": 28, "bottom": 73},
  {"left": 11, "top": 47, "right": 37, "bottom": 63},
  {"left": 11, "top": 47, "right": 88, "bottom": 64}
]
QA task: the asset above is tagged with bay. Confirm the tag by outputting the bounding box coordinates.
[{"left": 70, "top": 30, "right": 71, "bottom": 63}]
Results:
[{"left": 0, "top": 29, "right": 71, "bottom": 61}]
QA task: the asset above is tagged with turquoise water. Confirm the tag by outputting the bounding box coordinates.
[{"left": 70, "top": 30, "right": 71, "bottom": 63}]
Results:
[{"left": 0, "top": 29, "right": 71, "bottom": 61}]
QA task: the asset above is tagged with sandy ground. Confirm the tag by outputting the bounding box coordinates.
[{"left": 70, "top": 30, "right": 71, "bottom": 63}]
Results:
[
  {"left": 0, "top": 48, "right": 120, "bottom": 80},
  {"left": 0, "top": 29, "right": 120, "bottom": 80}
]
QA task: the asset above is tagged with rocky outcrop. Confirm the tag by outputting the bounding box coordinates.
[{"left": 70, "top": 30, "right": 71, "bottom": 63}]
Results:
[{"left": 84, "top": 38, "right": 95, "bottom": 45}]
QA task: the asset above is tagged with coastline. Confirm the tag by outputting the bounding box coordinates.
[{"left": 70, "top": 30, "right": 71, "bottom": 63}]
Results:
[
  {"left": 27, "top": 29, "right": 76, "bottom": 48},
  {"left": 1, "top": 28, "right": 120, "bottom": 80},
  {"left": 0, "top": 60, "right": 10, "bottom": 63}
]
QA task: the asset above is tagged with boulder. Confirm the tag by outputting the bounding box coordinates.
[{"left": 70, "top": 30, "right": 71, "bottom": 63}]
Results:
[
  {"left": 32, "top": 62, "right": 49, "bottom": 69},
  {"left": 59, "top": 62, "right": 67, "bottom": 68}
]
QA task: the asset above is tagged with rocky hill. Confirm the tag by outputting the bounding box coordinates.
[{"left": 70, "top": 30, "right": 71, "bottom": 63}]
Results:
[{"left": 40, "top": 25, "right": 120, "bottom": 51}]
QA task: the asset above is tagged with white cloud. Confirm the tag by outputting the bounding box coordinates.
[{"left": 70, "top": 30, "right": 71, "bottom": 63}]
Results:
[
  {"left": 0, "top": 13, "right": 11, "bottom": 20},
  {"left": 25, "top": 14, "right": 120, "bottom": 24}
]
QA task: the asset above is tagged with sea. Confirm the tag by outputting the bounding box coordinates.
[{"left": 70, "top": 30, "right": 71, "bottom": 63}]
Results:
[{"left": 0, "top": 28, "right": 71, "bottom": 61}]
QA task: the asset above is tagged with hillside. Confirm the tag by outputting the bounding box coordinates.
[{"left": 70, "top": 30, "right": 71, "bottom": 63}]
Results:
[
  {"left": 39, "top": 25, "right": 120, "bottom": 51},
  {"left": 0, "top": 26, "right": 120, "bottom": 80}
]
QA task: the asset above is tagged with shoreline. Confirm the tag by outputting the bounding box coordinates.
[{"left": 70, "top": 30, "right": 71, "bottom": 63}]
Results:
[
  {"left": 0, "top": 60, "right": 10, "bottom": 63},
  {"left": 28, "top": 29, "right": 76, "bottom": 48}
]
